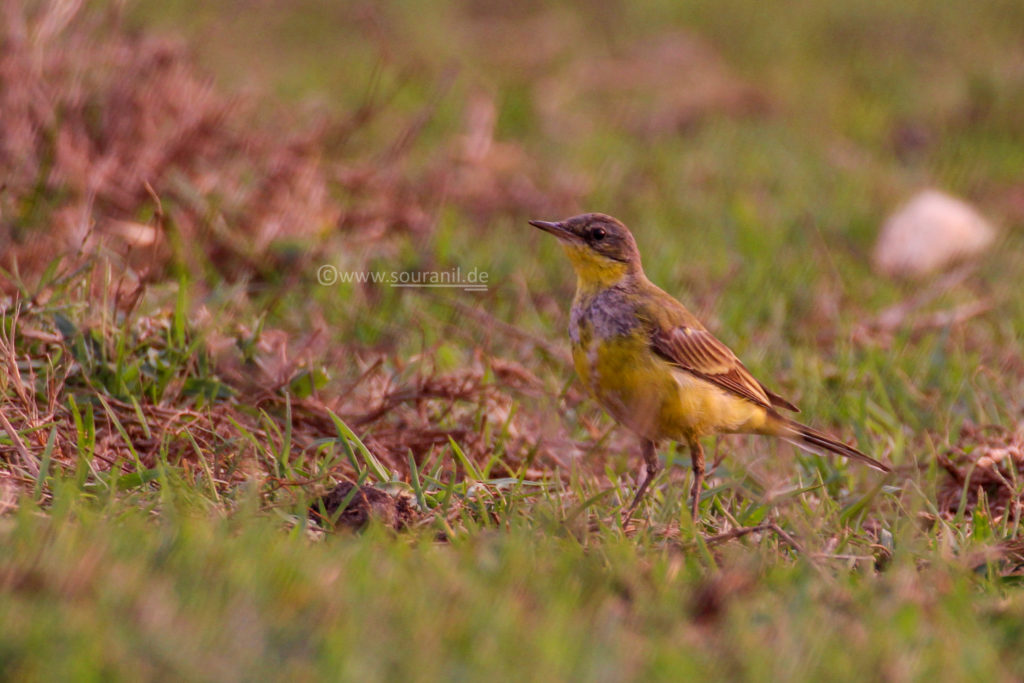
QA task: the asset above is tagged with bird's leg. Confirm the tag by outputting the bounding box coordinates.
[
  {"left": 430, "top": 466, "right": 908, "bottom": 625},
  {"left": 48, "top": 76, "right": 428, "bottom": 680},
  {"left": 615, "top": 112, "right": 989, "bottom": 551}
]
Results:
[
  {"left": 623, "top": 439, "right": 660, "bottom": 525},
  {"left": 688, "top": 438, "right": 706, "bottom": 521}
]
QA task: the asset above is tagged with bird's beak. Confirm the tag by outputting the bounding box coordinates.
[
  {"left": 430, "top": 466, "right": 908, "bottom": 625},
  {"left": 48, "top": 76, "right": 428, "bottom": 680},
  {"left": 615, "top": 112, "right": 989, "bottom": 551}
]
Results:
[{"left": 529, "top": 220, "right": 580, "bottom": 242}]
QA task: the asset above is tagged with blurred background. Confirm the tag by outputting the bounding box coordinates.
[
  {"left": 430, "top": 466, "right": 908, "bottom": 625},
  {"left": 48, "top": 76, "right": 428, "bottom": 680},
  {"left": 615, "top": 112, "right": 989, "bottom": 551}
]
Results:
[{"left": 2, "top": 0, "right": 1023, "bottom": 500}]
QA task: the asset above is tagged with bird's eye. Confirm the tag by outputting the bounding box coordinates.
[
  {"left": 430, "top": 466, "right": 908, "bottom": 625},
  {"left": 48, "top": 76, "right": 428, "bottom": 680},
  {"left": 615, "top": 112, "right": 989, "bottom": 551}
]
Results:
[{"left": 590, "top": 227, "right": 607, "bottom": 242}]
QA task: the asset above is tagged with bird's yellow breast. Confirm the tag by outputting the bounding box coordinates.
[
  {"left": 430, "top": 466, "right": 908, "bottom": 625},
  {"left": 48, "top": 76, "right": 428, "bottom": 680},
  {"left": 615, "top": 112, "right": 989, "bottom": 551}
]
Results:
[{"left": 572, "top": 328, "right": 769, "bottom": 442}]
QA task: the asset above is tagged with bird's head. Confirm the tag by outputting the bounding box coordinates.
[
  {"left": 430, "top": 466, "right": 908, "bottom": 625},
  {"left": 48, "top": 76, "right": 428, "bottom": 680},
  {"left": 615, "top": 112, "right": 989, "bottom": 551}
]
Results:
[{"left": 529, "top": 213, "right": 642, "bottom": 287}]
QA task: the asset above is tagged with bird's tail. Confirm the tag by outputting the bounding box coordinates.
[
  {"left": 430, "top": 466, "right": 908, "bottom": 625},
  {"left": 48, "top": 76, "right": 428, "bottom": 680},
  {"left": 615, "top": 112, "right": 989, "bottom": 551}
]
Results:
[{"left": 775, "top": 418, "right": 892, "bottom": 473}]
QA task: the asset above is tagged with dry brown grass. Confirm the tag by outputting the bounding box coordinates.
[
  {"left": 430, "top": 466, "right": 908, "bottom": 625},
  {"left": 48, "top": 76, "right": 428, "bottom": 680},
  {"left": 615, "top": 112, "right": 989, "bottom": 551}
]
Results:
[
  {"left": 0, "top": 0, "right": 595, "bottom": 504},
  {"left": 937, "top": 421, "right": 1024, "bottom": 522},
  {"left": 0, "top": 266, "right": 594, "bottom": 506},
  {"left": 1, "top": 0, "right": 337, "bottom": 280},
  {"left": 0, "top": 0, "right": 579, "bottom": 287}
]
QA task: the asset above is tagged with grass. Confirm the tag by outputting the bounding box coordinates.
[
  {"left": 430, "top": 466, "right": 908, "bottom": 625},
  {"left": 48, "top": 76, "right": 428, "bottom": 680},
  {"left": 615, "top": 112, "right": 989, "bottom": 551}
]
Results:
[
  {"left": 2, "top": 0, "right": 1024, "bottom": 678},
  {"left": 6, "top": 484, "right": 1024, "bottom": 679}
]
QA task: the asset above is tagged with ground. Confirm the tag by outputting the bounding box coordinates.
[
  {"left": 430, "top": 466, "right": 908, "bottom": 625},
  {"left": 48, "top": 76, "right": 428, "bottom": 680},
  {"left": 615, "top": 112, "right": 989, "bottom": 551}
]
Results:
[{"left": 2, "top": 0, "right": 1024, "bottom": 679}]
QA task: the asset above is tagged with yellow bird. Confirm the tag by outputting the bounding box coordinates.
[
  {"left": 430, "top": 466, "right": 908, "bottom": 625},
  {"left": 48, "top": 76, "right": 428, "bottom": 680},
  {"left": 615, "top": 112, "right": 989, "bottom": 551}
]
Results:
[{"left": 530, "top": 213, "right": 891, "bottom": 521}]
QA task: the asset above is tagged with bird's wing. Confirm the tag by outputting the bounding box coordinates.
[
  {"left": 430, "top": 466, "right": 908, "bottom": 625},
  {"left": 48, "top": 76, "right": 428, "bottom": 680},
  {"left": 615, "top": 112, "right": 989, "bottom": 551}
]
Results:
[
  {"left": 760, "top": 383, "right": 799, "bottom": 412},
  {"left": 651, "top": 325, "right": 798, "bottom": 412}
]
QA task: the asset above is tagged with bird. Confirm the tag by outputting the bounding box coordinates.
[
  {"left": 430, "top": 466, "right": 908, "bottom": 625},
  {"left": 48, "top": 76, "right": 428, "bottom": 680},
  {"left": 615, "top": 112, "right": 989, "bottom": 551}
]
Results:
[{"left": 529, "top": 212, "right": 891, "bottom": 522}]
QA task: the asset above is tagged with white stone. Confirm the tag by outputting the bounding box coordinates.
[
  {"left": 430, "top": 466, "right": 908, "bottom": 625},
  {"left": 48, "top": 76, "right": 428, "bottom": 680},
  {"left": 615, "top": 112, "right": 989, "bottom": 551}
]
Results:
[{"left": 874, "top": 189, "right": 996, "bottom": 278}]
